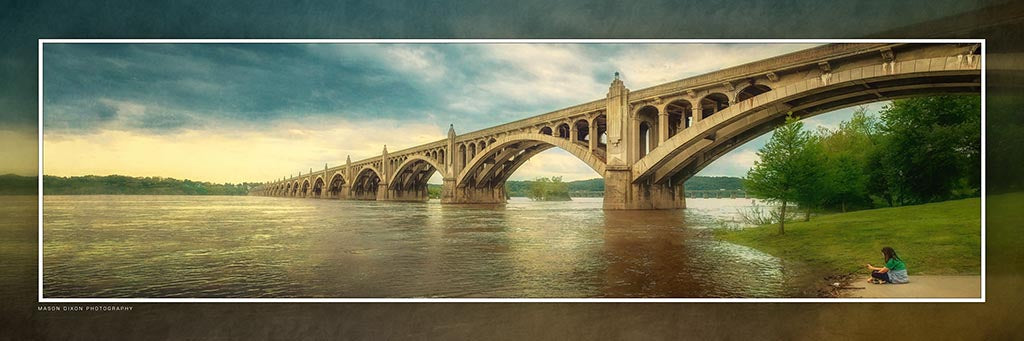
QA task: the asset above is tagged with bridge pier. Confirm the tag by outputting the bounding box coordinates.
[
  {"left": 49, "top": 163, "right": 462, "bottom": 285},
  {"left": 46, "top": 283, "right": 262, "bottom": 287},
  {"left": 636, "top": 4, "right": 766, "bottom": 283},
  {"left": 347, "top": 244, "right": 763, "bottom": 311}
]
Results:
[
  {"left": 441, "top": 182, "right": 506, "bottom": 204},
  {"left": 603, "top": 168, "right": 686, "bottom": 210},
  {"left": 335, "top": 184, "right": 350, "bottom": 200},
  {"left": 383, "top": 186, "right": 430, "bottom": 202}
]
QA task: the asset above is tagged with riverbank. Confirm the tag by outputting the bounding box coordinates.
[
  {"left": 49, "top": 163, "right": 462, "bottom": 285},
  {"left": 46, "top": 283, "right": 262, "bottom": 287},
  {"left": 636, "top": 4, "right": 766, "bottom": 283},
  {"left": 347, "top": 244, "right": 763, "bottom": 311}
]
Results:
[{"left": 716, "top": 196, "right": 984, "bottom": 298}]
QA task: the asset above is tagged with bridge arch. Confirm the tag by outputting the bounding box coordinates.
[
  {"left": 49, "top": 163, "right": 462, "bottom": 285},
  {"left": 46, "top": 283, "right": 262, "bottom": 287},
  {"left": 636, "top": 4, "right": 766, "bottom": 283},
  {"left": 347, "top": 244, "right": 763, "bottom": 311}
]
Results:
[
  {"left": 736, "top": 83, "right": 772, "bottom": 102},
  {"left": 389, "top": 155, "right": 443, "bottom": 191},
  {"left": 572, "top": 119, "right": 590, "bottom": 144},
  {"left": 635, "top": 105, "right": 659, "bottom": 158},
  {"left": 698, "top": 92, "right": 731, "bottom": 120},
  {"left": 556, "top": 123, "right": 571, "bottom": 139},
  {"left": 312, "top": 176, "right": 325, "bottom": 197},
  {"left": 632, "top": 57, "right": 981, "bottom": 186},
  {"left": 301, "top": 179, "right": 310, "bottom": 197},
  {"left": 327, "top": 172, "right": 347, "bottom": 198},
  {"left": 351, "top": 166, "right": 383, "bottom": 200},
  {"left": 665, "top": 98, "right": 695, "bottom": 136},
  {"left": 456, "top": 133, "right": 606, "bottom": 189}
]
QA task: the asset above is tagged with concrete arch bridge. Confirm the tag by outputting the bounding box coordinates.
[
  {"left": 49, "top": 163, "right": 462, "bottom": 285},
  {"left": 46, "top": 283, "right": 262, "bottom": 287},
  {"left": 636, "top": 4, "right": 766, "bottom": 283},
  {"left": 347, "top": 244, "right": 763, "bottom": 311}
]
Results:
[{"left": 250, "top": 43, "right": 981, "bottom": 209}]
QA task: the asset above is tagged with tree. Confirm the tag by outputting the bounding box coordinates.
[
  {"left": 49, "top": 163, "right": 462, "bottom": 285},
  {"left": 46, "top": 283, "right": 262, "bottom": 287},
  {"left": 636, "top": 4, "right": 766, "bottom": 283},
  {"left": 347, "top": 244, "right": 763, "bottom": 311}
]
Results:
[
  {"left": 818, "top": 107, "right": 880, "bottom": 211},
  {"left": 793, "top": 134, "right": 828, "bottom": 221},
  {"left": 874, "top": 95, "right": 981, "bottom": 204},
  {"left": 744, "top": 114, "right": 820, "bottom": 234},
  {"left": 527, "top": 176, "right": 571, "bottom": 201}
]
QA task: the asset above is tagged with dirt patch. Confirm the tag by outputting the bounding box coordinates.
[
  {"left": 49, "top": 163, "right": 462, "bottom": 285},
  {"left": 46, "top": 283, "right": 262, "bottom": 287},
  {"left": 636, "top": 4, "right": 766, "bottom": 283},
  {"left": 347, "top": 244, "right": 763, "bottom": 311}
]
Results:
[{"left": 840, "top": 275, "right": 982, "bottom": 298}]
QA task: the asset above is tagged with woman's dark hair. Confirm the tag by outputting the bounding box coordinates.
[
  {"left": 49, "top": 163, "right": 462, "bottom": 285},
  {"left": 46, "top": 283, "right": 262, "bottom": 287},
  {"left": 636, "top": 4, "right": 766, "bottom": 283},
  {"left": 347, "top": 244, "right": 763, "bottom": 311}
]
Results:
[{"left": 881, "top": 246, "right": 901, "bottom": 263}]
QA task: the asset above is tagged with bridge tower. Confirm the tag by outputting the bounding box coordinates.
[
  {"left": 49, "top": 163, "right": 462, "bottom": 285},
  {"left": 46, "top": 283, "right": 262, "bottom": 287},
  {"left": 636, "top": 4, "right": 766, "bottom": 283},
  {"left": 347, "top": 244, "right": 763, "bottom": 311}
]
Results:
[
  {"left": 442, "top": 124, "right": 458, "bottom": 203},
  {"left": 376, "top": 145, "right": 389, "bottom": 201},
  {"left": 603, "top": 73, "right": 686, "bottom": 209}
]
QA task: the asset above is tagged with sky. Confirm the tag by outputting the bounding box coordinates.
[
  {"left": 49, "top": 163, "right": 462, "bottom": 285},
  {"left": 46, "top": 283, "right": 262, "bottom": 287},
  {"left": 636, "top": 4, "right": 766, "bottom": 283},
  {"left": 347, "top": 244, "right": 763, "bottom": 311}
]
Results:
[{"left": 39, "top": 43, "right": 882, "bottom": 184}]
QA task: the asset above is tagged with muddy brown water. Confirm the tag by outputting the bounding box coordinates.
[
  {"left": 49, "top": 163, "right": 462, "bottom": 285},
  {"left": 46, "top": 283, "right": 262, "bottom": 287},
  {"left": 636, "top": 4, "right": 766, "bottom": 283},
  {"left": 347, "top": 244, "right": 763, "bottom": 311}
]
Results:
[{"left": 39, "top": 195, "right": 814, "bottom": 298}]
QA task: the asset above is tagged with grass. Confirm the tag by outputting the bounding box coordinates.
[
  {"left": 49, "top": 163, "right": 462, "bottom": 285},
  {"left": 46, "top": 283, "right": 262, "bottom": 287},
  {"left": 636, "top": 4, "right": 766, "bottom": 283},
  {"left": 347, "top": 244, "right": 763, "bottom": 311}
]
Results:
[{"left": 716, "top": 196, "right": 984, "bottom": 276}]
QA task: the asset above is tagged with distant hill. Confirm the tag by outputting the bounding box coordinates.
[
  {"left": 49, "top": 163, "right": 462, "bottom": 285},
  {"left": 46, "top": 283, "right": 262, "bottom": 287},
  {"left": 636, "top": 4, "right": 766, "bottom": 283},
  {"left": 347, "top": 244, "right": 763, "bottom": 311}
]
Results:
[
  {"left": 681, "top": 176, "right": 745, "bottom": 191},
  {"left": 0, "top": 174, "right": 260, "bottom": 195},
  {"left": 0, "top": 174, "right": 36, "bottom": 195}
]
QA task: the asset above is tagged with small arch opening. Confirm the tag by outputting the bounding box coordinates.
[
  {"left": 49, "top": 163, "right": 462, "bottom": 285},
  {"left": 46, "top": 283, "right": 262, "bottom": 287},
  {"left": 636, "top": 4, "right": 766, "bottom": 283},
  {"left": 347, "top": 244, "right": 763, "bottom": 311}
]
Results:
[
  {"left": 636, "top": 106, "right": 659, "bottom": 157},
  {"left": 736, "top": 84, "right": 772, "bottom": 102},
  {"left": 700, "top": 93, "right": 730, "bottom": 119},
  {"left": 557, "top": 123, "right": 570, "bottom": 139},
  {"left": 666, "top": 99, "right": 694, "bottom": 136},
  {"left": 574, "top": 119, "right": 589, "bottom": 143}
]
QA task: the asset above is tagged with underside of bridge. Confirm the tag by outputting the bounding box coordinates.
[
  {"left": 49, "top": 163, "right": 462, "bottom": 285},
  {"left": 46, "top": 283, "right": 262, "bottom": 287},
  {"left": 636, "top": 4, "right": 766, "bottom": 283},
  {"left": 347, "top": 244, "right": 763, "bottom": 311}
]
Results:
[
  {"left": 351, "top": 168, "right": 381, "bottom": 200},
  {"left": 445, "top": 141, "right": 555, "bottom": 204},
  {"left": 251, "top": 43, "right": 981, "bottom": 210},
  {"left": 387, "top": 157, "right": 440, "bottom": 202}
]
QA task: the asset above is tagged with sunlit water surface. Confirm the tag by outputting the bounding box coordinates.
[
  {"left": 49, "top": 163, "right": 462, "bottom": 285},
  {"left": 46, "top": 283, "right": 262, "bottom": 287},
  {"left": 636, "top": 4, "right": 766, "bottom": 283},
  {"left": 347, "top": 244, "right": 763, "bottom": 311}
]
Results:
[{"left": 42, "top": 196, "right": 800, "bottom": 298}]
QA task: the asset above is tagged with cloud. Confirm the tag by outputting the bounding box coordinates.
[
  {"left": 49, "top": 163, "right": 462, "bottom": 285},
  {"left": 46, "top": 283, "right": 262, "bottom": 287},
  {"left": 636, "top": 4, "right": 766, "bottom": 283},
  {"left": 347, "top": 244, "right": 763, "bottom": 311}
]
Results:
[
  {"left": 41, "top": 43, "right": 852, "bottom": 182},
  {"left": 613, "top": 44, "right": 819, "bottom": 88}
]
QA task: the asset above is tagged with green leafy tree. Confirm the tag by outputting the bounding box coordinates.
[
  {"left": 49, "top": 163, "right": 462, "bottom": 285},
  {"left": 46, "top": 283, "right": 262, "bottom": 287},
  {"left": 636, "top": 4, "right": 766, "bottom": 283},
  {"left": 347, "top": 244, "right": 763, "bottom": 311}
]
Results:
[
  {"left": 818, "top": 108, "right": 880, "bottom": 211},
  {"left": 874, "top": 95, "right": 981, "bottom": 204},
  {"left": 793, "top": 133, "right": 828, "bottom": 220},
  {"left": 744, "top": 114, "right": 819, "bottom": 234},
  {"left": 526, "top": 176, "right": 571, "bottom": 201}
]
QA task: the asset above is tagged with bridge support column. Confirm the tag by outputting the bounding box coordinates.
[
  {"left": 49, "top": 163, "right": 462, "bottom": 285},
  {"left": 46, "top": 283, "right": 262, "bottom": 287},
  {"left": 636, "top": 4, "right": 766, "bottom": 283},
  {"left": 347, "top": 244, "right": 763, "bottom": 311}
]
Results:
[
  {"left": 441, "top": 179, "right": 507, "bottom": 204},
  {"left": 658, "top": 112, "right": 669, "bottom": 142},
  {"left": 336, "top": 184, "right": 349, "bottom": 200},
  {"left": 384, "top": 186, "right": 430, "bottom": 202},
  {"left": 375, "top": 183, "right": 389, "bottom": 201},
  {"left": 588, "top": 119, "right": 597, "bottom": 152},
  {"left": 603, "top": 168, "right": 686, "bottom": 210}
]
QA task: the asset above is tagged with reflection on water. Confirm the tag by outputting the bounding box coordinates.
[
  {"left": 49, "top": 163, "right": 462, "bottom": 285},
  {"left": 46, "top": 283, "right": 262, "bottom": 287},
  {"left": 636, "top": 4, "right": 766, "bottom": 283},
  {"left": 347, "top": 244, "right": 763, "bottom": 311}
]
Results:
[{"left": 42, "top": 196, "right": 794, "bottom": 298}]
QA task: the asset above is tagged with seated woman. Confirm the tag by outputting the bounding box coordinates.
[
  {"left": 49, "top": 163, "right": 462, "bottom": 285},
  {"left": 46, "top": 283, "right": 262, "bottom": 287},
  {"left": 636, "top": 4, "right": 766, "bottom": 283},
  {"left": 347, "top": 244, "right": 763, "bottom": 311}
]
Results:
[{"left": 865, "top": 246, "right": 909, "bottom": 284}]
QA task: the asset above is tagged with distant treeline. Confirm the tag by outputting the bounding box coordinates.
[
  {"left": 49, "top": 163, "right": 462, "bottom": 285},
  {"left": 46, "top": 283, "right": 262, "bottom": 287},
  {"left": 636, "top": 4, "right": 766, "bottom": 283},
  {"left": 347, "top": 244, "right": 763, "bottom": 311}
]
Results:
[
  {"left": 0, "top": 174, "right": 261, "bottom": 195},
  {"left": 503, "top": 176, "right": 742, "bottom": 198},
  {"left": 0, "top": 174, "right": 36, "bottom": 195},
  {"left": 5, "top": 173, "right": 744, "bottom": 197}
]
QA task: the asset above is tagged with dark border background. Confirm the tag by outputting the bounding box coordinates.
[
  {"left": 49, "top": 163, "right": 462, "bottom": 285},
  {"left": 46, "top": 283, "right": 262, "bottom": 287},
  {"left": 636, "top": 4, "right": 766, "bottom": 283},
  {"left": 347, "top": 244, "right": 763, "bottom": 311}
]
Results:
[{"left": 2, "top": 1, "right": 1022, "bottom": 339}]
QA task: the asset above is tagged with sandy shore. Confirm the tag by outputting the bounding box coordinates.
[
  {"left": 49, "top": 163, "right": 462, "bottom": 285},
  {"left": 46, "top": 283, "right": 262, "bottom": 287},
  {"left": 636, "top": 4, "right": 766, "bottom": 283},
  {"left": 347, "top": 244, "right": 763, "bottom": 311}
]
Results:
[{"left": 840, "top": 275, "right": 981, "bottom": 298}]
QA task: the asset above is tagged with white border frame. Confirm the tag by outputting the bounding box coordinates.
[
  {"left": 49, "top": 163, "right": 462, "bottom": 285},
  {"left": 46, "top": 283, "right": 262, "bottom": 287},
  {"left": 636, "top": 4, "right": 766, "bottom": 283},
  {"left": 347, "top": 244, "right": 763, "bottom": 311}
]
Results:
[{"left": 38, "top": 38, "right": 986, "bottom": 303}]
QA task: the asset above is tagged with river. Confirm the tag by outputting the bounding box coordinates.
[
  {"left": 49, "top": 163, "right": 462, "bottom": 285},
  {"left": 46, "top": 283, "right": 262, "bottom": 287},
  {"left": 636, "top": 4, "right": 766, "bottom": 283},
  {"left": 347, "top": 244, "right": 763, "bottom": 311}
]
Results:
[{"left": 41, "top": 195, "right": 811, "bottom": 298}]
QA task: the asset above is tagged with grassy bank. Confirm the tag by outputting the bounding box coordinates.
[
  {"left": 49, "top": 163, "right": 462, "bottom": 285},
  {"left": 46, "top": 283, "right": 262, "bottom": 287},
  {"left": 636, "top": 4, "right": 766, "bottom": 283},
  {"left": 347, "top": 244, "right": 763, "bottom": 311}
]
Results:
[{"left": 716, "top": 196, "right": 983, "bottom": 276}]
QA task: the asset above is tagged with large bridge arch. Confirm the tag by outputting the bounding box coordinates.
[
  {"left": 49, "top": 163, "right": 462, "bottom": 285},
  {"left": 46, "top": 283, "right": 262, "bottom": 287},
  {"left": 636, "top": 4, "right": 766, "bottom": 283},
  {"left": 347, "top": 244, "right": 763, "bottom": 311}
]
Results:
[
  {"left": 632, "top": 56, "right": 981, "bottom": 186},
  {"left": 351, "top": 166, "right": 383, "bottom": 200},
  {"left": 300, "top": 179, "right": 311, "bottom": 197},
  {"left": 327, "top": 172, "right": 348, "bottom": 199},
  {"left": 455, "top": 133, "right": 606, "bottom": 189},
  {"left": 383, "top": 155, "right": 444, "bottom": 202},
  {"left": 311, "top": 176, "right": 325, "bottom": 198},
  {"left": 445, "top": 133, "right": 606, "bottom": 204},
  {"left": 390, "top": 155, "right": 443, "bottom": 189}
]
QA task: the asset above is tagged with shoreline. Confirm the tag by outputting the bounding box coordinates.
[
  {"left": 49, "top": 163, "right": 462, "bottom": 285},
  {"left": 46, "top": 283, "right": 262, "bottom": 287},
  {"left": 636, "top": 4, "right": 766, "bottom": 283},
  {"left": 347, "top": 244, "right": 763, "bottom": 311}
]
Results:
[{"left": 713, "top": 196, "right": 985, "bottom": 298}]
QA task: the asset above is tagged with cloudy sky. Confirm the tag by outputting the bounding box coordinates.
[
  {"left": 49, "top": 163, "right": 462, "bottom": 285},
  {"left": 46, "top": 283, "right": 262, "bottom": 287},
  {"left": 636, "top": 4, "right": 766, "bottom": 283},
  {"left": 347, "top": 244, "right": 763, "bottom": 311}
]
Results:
[{"left": 40, "top": 42, "right": 880, "bottom": 184}]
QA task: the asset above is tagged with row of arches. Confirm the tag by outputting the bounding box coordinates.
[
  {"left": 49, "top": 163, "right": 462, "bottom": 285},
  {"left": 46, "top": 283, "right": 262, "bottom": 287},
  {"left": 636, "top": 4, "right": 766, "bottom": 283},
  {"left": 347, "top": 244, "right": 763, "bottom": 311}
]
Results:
[
  {"left": 458, "top": 138, "right": 497, "bottom": 170},
  {"left": 536, "top": 114, "right": 608, "bottom": 154},
  {"left": 634, "top": 85, "right": 772, "bottom": 158}
]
